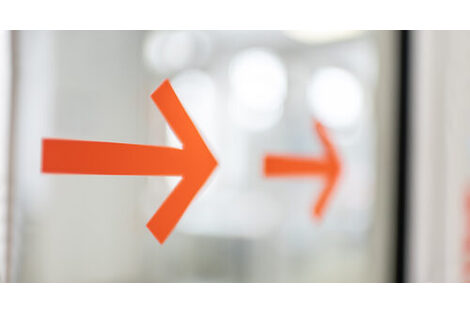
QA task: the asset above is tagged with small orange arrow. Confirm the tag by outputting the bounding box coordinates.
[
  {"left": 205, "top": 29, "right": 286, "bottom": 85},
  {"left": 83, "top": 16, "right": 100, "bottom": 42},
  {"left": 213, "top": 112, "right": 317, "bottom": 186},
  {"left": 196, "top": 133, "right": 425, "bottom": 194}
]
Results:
[
  {"left": 263, "top": 120, "right": 341, "bottom": 219},
  {"left": 42, "top": 80, "right": 218, "bottom": 244}
]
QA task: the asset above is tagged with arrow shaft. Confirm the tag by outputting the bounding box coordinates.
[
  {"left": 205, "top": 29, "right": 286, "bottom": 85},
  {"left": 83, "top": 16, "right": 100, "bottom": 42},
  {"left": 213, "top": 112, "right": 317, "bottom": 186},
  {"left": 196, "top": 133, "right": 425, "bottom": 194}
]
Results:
[
  {"left": 264, "top": 155, "right": 328, "bottom": 177},
  {"left": 42, "top": 138, "right": 186, "bottom": 176}
]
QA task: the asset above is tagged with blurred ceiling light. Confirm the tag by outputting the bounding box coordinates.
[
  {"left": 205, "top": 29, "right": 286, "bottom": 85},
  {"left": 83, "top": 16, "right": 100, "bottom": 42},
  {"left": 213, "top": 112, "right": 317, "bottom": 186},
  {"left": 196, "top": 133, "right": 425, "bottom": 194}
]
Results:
[
  {"left": 284, "top": 30, "right": 365, "bottom": 44},
  {"left": 229, "top": 48, "right": 287, "bottom": 131},
  {"left": 144, "top": 31, "right": 211, "bottom": 74},
  {"left": 307, "top": 67, "right": 363, "bottom": 130}
]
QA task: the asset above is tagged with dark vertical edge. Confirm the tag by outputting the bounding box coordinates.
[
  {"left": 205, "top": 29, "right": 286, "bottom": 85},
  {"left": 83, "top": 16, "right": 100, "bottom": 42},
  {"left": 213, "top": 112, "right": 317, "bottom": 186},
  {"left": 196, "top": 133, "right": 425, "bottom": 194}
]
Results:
[{"left": 395, "top": 30, "right": 412, "bottom": 283}]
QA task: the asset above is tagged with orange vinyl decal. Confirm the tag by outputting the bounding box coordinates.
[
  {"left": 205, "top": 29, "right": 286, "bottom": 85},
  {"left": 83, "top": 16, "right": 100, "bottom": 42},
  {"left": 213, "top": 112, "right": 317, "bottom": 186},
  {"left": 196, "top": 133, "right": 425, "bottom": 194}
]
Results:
[
  {"left": 42, "top": 80, "right": 218, "bottom": 244},
  {"left": 264, "top": 120, "right": 341, "bottom": 219}
]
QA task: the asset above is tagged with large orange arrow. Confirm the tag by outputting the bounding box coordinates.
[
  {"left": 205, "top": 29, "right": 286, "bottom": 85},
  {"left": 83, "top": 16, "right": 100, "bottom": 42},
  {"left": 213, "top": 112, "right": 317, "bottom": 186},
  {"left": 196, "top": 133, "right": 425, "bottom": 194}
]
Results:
[
  {"left": 263, "top": 120, "right": 341, "bottom": 219},
  {"left": 42, "top": 80, "right": 218, "bottom": 244}
]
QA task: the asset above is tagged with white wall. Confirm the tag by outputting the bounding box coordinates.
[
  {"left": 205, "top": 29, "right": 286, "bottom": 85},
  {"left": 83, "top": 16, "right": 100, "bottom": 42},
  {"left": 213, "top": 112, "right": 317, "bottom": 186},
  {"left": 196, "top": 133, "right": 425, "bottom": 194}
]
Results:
[
  {"left": 9, "top": 31, "right": 158, "bottom": 282},
  {"left": 409, "top": 31, "right": 470, "bottom": 282},
  {"left": 0, "top": 31, "right": 11, "bottom": 283}
]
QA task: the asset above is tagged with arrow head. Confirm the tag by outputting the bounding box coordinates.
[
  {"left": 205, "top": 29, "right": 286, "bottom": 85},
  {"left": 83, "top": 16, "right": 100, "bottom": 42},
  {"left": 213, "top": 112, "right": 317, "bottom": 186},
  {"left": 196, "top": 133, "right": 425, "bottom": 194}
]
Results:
[
  {"left": 147, "top": 80, "right": 217, "bottom": 243},
  {"left": 312, "top": 120, "right": 341, "bottom": 219},
  {"left": 263, "top": 119, "right": 341, "bottom": 220}
]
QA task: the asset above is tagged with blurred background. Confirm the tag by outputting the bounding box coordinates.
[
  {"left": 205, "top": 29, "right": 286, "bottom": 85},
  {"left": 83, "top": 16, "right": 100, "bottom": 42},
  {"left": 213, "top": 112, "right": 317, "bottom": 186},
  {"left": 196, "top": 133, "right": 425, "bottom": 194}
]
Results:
[{"left": 0, "top": 30, "right": 466, "bottom": 282}]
